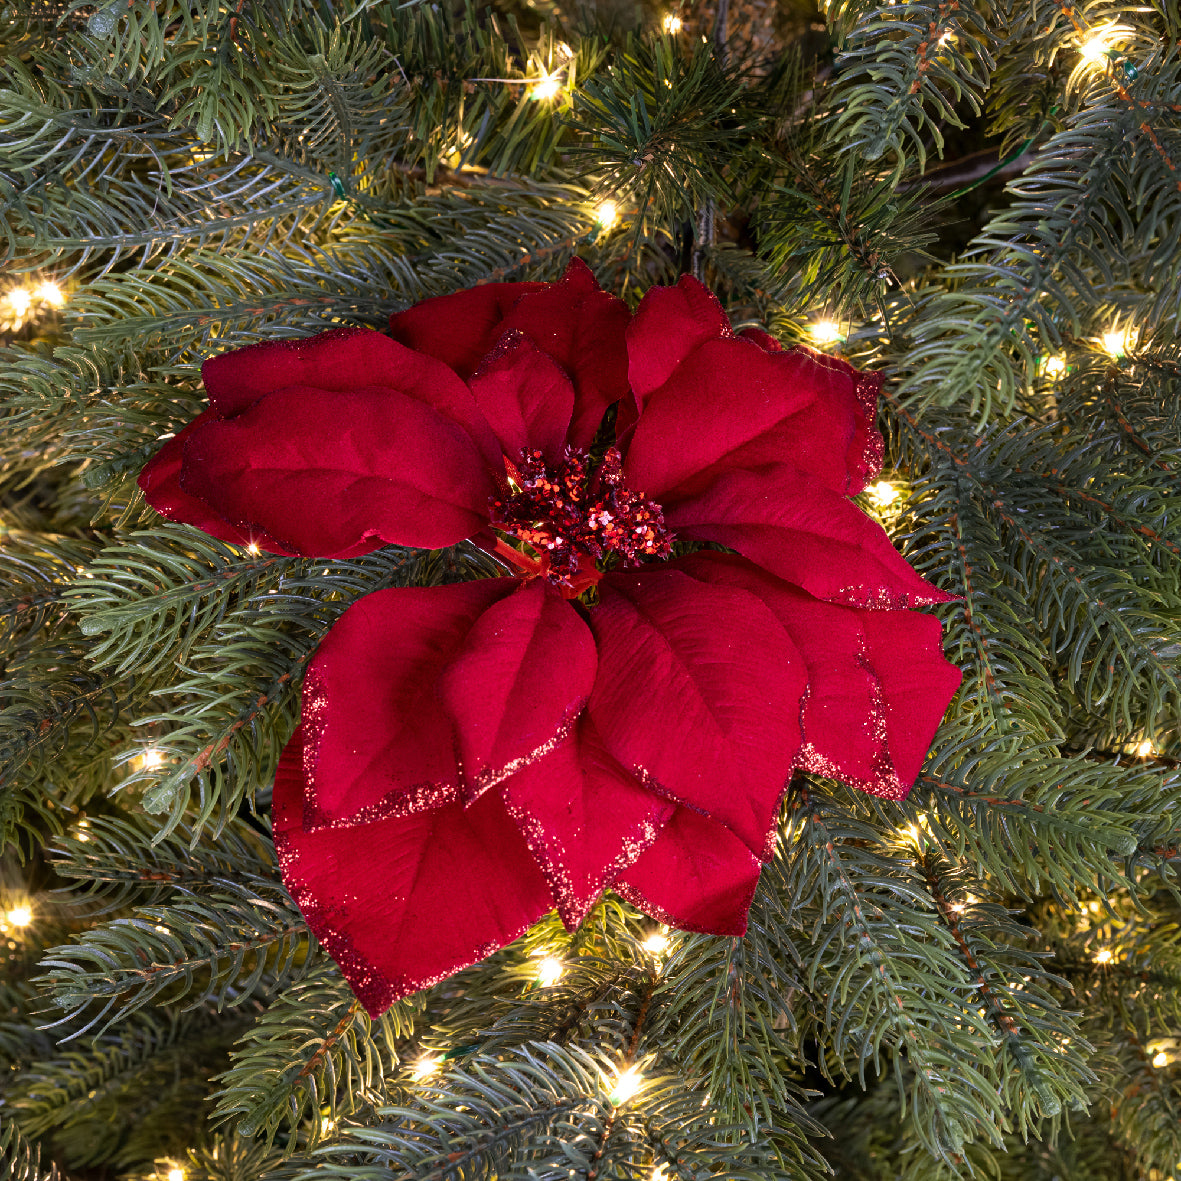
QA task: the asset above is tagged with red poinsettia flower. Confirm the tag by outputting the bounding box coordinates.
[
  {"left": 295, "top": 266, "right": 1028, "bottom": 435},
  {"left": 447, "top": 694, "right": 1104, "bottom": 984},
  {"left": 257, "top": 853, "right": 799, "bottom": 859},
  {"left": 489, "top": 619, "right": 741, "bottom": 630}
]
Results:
[{"left": 139, "top": 260, "right": 961, "bottom": 1017}]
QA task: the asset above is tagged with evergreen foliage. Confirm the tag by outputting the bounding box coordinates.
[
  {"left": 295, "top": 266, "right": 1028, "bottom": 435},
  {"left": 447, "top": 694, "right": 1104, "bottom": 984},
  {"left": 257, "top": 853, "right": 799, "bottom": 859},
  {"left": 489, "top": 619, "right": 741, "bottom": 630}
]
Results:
[{"left": 1, "top": 0, "right": 1179, "bottom": 1177}]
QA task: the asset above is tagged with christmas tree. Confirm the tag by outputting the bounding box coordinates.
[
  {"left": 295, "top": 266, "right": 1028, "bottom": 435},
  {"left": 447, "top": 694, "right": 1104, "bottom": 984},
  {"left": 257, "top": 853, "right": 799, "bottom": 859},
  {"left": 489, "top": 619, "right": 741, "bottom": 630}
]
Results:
[{"left": 2, "top": 0, "right": 1180, "bottom": 1178}]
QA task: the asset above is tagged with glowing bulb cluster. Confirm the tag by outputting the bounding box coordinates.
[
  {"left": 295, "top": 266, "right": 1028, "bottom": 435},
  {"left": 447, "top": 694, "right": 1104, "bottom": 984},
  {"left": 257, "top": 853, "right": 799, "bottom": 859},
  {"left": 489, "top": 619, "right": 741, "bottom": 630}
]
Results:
[{"left": 3, "top": 281, "right": 65, "bottom": 323}]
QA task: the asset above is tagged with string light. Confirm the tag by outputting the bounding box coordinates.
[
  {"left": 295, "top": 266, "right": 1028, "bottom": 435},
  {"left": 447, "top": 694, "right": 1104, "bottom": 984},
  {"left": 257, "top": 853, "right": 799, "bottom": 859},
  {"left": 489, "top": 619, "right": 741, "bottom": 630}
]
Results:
[
  {"left": 808, "top": 319, "right": 844, "bottom": 346},
  {"left": 529, "top": 70, "right": 562, "bottom": 101},
  {"left": 535, "top": 956, "right": 563, "bottom": 987},
  {"left": 662, "top": 14, "right": 683, "bottom": 33},
  {"left": 1135, "top": 739, "right": 1155, "bottom": 757},
  {"left": 608, "top": 1064, "right": 644, "bottom": 1106},
  {"left": 1152, "top": 1050, "right": 1168, "bottom": 1068},
  {"left": 1093, "top": 948, "right": 1114, "bottom": 965},
  {"left": 136, "top": 748, "right": 166, "bottom": 770},
  {"left": 1042, "top": 354, "right": 1066, "bottom": 378},
  {"left": 6, "top": 906, "right": 32, "bottom": 928},
  {"left": 410, "top": 1055, "right": 442, "bottom": 1081},
  {"left": 866, "top": 480, "right": 900, "bottom": 509},
  {"left": 650, "top": 1165, "right": 671, "bottom": 1181},
  {"left": 641, "top": 931, "right": 670, "bottom": 955},
  {"left": 1077, "top": 23, "right": 1124, "bottom": 68},
  {"left": 166, "top": 1169, "right": 184, "bottom": 1181},
  {"left": 948, "top": 895, "right": 977, "bottom": 915},
  {"left": 246, "top": 543, "right": 261, "bottom": 555},
  {"left": 5, "top": 288, "right": 31, "bottom": 318},
  {"left": 594, "top": 199, "right": 619, "bottom": 230},
  {"left": 1100, "top": 326, "right": 1133, "bottom": 357},
  {"left": 34, "top": 281, "right": 64, "bottom": 307}
]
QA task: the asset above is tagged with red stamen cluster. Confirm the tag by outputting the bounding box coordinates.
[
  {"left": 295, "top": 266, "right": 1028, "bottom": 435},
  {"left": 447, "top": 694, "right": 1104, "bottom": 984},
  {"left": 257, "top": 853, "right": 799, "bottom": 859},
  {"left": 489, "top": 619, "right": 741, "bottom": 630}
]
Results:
[{"left": 489, "top": 445, "right": 673, "bottom": 595}]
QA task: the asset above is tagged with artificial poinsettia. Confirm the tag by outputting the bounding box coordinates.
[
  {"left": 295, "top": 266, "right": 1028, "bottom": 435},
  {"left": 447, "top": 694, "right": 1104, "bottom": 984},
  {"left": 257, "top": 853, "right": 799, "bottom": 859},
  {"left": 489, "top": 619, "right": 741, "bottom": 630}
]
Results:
[{"left": 139, "top": 260, "right": 961, "bottom": 1017}]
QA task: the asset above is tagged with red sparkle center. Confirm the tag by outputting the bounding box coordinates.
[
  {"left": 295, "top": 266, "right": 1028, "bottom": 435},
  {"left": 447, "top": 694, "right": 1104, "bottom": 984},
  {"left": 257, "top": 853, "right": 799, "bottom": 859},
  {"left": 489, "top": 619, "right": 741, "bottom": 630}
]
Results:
[{"left": 488, "top": 445, "right": 673, "bottom": 596}]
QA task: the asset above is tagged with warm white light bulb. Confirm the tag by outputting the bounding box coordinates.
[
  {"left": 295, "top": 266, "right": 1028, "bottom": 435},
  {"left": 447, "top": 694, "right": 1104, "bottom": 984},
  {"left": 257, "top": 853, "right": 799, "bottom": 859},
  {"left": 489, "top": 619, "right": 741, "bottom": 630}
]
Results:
[
  {"left": 530, "top": 71, "right": 562, "bottom": 101},
  {"left": 167, "top": 1169, "right": 184, "bottom": 1181},
  {"left": 608, "top": 1065, "right": 643, "bottom": 1105},
  {"left": 809, "top": 319, "right": 844, "bottom": 346},
  {"left": 246, "top": 542, "right": 261, "bottom": 555},
  {"left": 34, "top": 281, "right": 64, "bottom": 307},
  {"left": 6, "top": 906, "right": 32, "bottom": 928},
  {"left": 411, "top": 1055, "right": 442, "bottom": 1081},
  {"left": 1093, "top": 948, "right": 1114, "bottom": 964},
  {"left": 867, "top": 480, "right": 900, "bottom": 508},
  {"left": 7, "top": 288, "right": 31, "bottom": 317},
  {"left": 1135, "top": 739, "right": 1155, "bottom": 758},
  {"left": 140, "top": 748, "right": 166, "bottom": 769},
  {"left": 650, "top": 1164, "right": 671, "bottom": 1181},
  {"left": 595, "top": 199, "right": 619, "bottom": 230},
  {"left": 1152, "top": 1050, "right": 1168, "bottom": 1068},
  {"left": 1078, "top": 24, "right": 1120, "bottom": 67},
  {"left": 1101, "top": 327, "right": 1132, "bottom": 357},
  {"left": 1042, "top": 354, "right": 1066, "bottom": 378},
  {"left": 536, "top": 956, "right": 563, "bottom": 986},
  {"left": 662, "top": 14, "right": 683, "bottom": 33},
  {"left": 641, "top": 932, "right": 670, "bottom": 954}
]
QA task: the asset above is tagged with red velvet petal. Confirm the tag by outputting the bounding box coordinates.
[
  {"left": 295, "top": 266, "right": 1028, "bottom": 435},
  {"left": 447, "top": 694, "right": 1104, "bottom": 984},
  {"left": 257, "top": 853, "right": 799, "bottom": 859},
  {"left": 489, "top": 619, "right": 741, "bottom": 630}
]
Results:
[
  {"left": 467, "top": 335, "right": 575, "bottom": 464},
  {"left": 673, "top": 553, "right": 962, "bottom": 799},
  {"left": 389, "top": 282, "right": 546, "bottom": 380},
  {"left": 738, "top": 327, "right": 784, "bottom": 352},
  {"left": 390, "top": 259, "right": 630, "bottom": 449},
  {"left": 274, "top": 726, "right": 553, "bottom": 1018},
  {"left": 499, "top": 715, "right": 673, "bottom": 930},
  {"left": 435, "top": 580, "right": 597, "bottom": 803},
  {"left": 301, "top": 580, "right": 518, "bottom": 829},
  {"left": 499, "top": 258, "right": 631, "bottom": 448},
  {"left": 587, "top": 569, "right": 804, "bottom": 856},
  {"left": 666, "top": 464, "right": 953, "bottom": 609},
  {"left": 613, "top": 808, "right": 762, "bottom": 937},
  {"left": 180, "top": 382, "right": 496, "bottom": 556},
  {"left": 625, "top": 275, "right": 732, "bottom": 404},
  {"left": 138, "top": 412, "right": 298, "bottom": 555},
  {"left": 624, "top": 335, "right": 885, "bottom": 500}
]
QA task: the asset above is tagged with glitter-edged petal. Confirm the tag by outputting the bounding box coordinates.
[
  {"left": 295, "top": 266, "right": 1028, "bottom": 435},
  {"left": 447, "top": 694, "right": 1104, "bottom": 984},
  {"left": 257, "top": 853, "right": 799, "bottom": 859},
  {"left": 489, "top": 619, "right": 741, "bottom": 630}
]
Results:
[
  {"left": 665, "top": 464, "right": 954, "bottom": 610},
  {"left": 624, "top": 285, "right": 884, "bottom": 498},
  {"left": 674, "top": 553, "right": 962, "bottom": 798},
  {"left": 587, "top": 568, "right": 805, "bottom": 856},
  {"left": 391, "top": 258, "right": 630, "bottom": 449},
  {"left": 180, "top": 381, "right": 496, "bottom": 555},
  {"left": 274, "top": 726, "right": 553, "bottom": 1018},
  {"left": 436, "top": 580, "right": 597, "bottom": 804},
  {"left": 468, "top": 334, "right": 575, "bottom": 465},
  {"left": 499, "top": 715, "right": 674, "bottom": 930},
  {"left": 301, "top": 580, "right": 519, "bottom": 829},
  {"left": 138, "top": 412, "right": 299, "bottom": 554},
  {"left": 614, "top": 808, "right": 762, "bottom": 937}
]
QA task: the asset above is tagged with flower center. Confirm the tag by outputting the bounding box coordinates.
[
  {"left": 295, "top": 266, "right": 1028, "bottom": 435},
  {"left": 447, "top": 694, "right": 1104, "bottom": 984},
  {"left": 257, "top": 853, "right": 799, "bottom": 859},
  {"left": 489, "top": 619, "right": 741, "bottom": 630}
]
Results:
[{"left": 488, "top": 445, "right": 673, "bottom": 597}]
